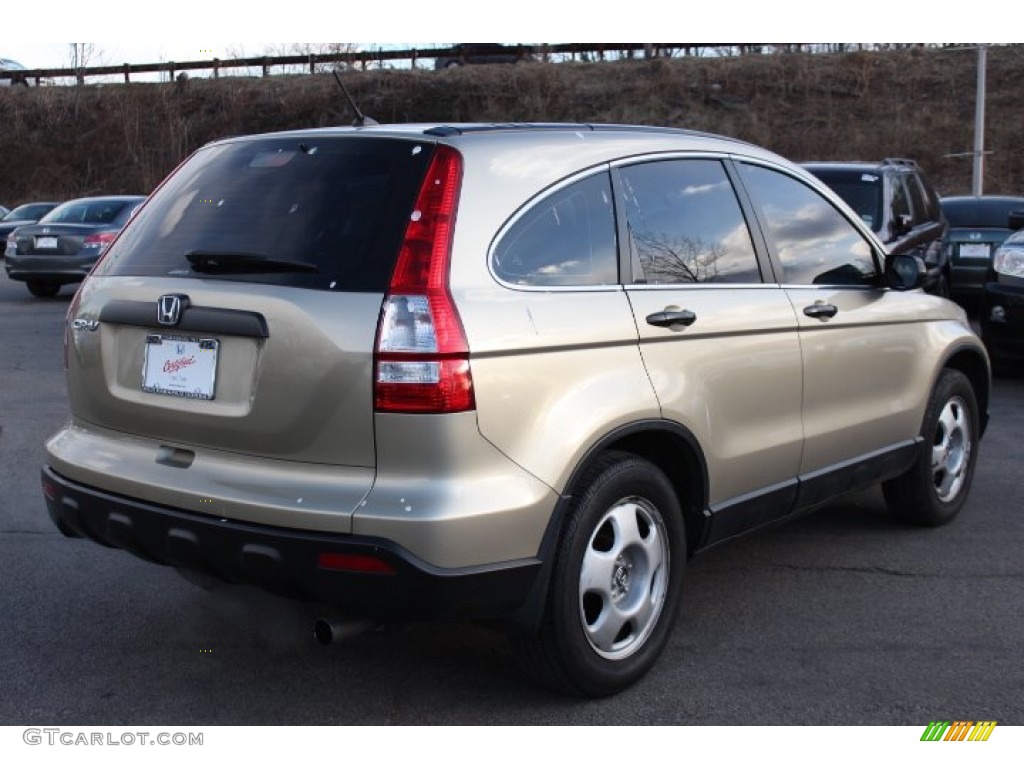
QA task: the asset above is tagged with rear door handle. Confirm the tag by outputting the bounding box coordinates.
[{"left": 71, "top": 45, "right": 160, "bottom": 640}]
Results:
[
  {"left": 803, "top": 302, "right": 838, "bottom": 319},
  {"left": 646, "top": 310, "right": 697, "bottom": 328}
]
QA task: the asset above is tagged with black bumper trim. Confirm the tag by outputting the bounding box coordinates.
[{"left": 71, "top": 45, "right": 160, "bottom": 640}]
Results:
[{"left": 42, "top": 466, "right": 541, "bottom": 620}]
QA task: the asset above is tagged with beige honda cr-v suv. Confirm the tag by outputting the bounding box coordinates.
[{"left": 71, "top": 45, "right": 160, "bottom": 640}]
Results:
[{"left": 43, "top": 123, "right": 989, "bottom": 697}]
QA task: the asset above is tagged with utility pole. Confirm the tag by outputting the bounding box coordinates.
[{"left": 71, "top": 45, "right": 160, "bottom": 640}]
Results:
[{"left": 972, "top": 44, "right": 987, "bottom": 196}]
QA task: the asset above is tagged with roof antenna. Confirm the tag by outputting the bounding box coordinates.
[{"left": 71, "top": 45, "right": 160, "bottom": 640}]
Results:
[{"left": 333, "top": 71, "right": 378, "bottom": 127}]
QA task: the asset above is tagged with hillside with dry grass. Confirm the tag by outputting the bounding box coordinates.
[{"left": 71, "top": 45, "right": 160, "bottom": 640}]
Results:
[{"left": 1, "top": 45, "right": 1022, "bottom": 205}]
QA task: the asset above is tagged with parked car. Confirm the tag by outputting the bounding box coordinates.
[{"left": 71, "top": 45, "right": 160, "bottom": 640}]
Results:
[
  {"left": 0, "top": 202, "right": 61, "bottom": 248},
  {"left": 980, "top": 216, "right": 1024, "bottom": 365},
  {"left": 803, "top": 159, "right": 951, "bottom": 296},
  {"left": 0, "top": 57, "right": 30, "bottom": 86},
  {"left": 4, "top": 195, "right": 145, "bottom": 296},
  {"left": 0, "top": 205, "right": 9, "bottom": 218},
  {"left": 434, "top": 43, "right": 533, "bottom": 69},
  {"left": 940, "top": 195, "right": 1024, "bottom": 309},
  {"left": 43, "top": 124, "right": 988, "bottom": 697}
]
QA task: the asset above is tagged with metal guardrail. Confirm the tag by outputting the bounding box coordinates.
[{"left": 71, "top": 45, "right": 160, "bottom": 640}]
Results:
[{"left": 0, "top": 43, "right": 787, "bottom": 85}]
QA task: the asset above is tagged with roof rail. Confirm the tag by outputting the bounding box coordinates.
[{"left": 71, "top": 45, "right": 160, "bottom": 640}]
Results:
[
  {"left": 882, "top": 157, "right": 920, "bottom": 168},
  {"left": 422, "top": 123, "right": 725, "bottom": 140}
]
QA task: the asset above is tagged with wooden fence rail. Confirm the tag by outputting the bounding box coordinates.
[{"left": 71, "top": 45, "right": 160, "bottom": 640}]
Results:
[{"left": 1, "top": 43, "right": 800, "bottom": 85}]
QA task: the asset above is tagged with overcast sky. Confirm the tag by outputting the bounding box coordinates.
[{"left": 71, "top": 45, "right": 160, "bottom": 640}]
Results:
[{"left": 3, "top": 1, "right": 1008, "bottom": 75}]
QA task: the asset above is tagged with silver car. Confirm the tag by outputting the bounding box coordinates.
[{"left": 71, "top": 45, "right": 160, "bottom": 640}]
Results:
[{"left": 43, "top": 123, "right": 989, "bottom": 696}]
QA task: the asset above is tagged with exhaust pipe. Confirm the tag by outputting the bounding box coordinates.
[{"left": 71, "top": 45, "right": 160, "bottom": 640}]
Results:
[{"left": 313, "top": 616, "right": 377, "bottom": 645}]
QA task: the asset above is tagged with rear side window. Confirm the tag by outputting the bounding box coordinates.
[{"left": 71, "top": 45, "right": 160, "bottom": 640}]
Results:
[
  {"left": 618, "top": 159, "right": 761, "bottom": 284},
  {"left": 492, "top": 172, "right": 617, "bottom": 287},
  {"left": 906, "top": 173, "right": 930, "bottom": 225},
  {"left": 96, "top": 137, "right": 435, "bottom": 292},
  {"left": 891, "top": 174, "right": 911, "bottom": 221}
]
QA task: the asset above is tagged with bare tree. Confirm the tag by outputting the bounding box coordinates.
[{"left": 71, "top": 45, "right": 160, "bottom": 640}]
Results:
[
  {"left": 634, "top": 232, "right": 728, "bottom": 283},
  {"left": 69, "top": 43, "right": 95, "bottom": 85}
]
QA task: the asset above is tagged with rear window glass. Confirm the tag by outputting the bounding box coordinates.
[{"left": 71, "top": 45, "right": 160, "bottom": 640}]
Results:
[
  {"left": 492, "top": 172, "right": 618, "bottom": 287},
  {"left": 3, "top": 203, "right": 56, "bottom": 221},
  {"left": 806, "top": 169, "right": 883, "bottom": 233},
  {"left": 96, "top": 137, "right": 434, "bottom": 292},
  {"left": 42, "top": 200, "right": 134, "bottom": 225},
  {"left": 943, "top": 198, "right": 1024, "bottom": 229}
]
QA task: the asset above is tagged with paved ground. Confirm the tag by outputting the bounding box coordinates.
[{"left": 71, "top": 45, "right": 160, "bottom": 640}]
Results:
[{"left": 1, "top": 270, "right": 1021, "bottom": 725}]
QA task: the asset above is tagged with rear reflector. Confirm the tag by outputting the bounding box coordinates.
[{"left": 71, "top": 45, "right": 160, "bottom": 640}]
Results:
[{"left": 317, "top": 552, "right": 396, "bottom": 574}]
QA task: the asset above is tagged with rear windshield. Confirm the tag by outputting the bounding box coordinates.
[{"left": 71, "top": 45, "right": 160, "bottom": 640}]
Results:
[
  {"left": 806, "top": 170, "right": 883, "bottom": 233},
  {"left": 3, "top": 203, "right": 56, "bottom": 221},
  {"left": 942, "top": 198, "right": 1024, "bottom": 229},
  {"left": 41, "top": 199, "right": 136, "bottom": 225},
  {"left": 95, "top": 136, "right": 434, "bottom": 292}
]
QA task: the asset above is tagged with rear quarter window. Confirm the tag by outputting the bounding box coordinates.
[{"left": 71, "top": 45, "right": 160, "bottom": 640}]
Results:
[{"left": 491, "top": 172, "right": 618, "bottom": 287}]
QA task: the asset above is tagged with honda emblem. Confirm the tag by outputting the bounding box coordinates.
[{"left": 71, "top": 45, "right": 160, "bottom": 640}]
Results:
[{"left": 157, "top": 294, "right": 188, "bottom": 326}]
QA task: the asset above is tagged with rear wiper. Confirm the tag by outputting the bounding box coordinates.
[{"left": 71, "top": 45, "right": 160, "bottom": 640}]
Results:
[{"left": 185, "top": 250, "right": 319, "bottom": 274}]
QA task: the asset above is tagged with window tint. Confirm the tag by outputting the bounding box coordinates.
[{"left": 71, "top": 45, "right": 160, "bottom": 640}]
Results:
[
  {"left": 43, "top": 199, "right": 135, "bottom": 225},
  {"left": 96, "top": 137, "right": 434, "bottom": 292},
  {"left": 4, "top": 203, "right": 56, "bottom": 221},
  {"left": 891, "top": 174, "right": 911, "bottom": 221},
  {"left": 805, "top": 170, "right": 883, "bottom": 234},
  {"left": 492, "top": 172, "right": 617, "bottom": 287},
  {"left": 921, "top": 176, "right": 942, "bottom": 220},
  {"left": 906, "top": 173, "right": 929, "bottom": 225},
  {"left": 739, "top": 164, "right": 877, "bottom": 286},
  {"left": 619, "top": 159, "right": 760, "bottom": 284}
]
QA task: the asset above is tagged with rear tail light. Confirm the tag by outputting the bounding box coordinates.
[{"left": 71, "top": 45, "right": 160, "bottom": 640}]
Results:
[
  {"left": 83, "top": 231, "right": 117, "bottom": 253},
  {"left": 374, "top": 145, "right": 474, "bottom": 413}
]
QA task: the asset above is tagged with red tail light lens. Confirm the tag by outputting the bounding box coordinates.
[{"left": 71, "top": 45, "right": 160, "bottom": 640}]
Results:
[
  {"left": 83, "top": 231, "right": 117, "bottom": 253},
  {"left": 374, "top": 145, "right": 474, "bottom": 413}
]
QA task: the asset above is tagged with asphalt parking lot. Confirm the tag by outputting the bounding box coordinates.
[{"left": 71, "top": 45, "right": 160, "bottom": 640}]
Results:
[{"left": 1, "top": 269, "right": 1022, "bottom": 725}]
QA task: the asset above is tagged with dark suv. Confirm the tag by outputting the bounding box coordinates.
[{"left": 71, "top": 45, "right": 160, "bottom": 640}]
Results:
[{"left": 804, "top": 159, "right": 950, "bottom": 296}]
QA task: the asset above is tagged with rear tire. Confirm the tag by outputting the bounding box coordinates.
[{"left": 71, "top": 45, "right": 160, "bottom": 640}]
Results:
[
  {"left": 883, "top": 369, "right": 979, "bottom": 526},
  {"left": 26, "top": 280, "right": 61, "bottom": 298},
  {"left": 514, "top": 452, "right": 686, "bottom": 697}
]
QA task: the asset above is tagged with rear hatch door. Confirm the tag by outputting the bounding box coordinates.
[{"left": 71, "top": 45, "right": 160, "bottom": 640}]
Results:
[{"left": 70, "top": 134, "right": 435, "bottom": 473}]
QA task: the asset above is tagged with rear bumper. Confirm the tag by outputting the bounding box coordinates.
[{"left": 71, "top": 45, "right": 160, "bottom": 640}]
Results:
[
  {"left": 42, "top": 466, "right": 542, "bottom": 620},
  {"left": 950, "top": 261, "right": 989, "bottom": 304},
  {"left": 5, "top": 253, "right": 97, "bottom": 283}
]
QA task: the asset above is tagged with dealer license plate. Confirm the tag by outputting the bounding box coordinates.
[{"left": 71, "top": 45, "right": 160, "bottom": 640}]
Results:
[
  {"left": 959, "top": 243, "right": 990, "bottom": 259},
  {"left": 141, "top": 334, "right": 219, "bottom": 400},
  {"left": 35, "top": 236, "right": 58, "bottom": 249}
]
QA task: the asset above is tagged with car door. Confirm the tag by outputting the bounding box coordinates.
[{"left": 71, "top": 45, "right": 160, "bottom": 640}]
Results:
[
  {"left": 616, "top": 157, "right": 804, "bottom": 543},
  {"left": 736, "top": 161, "right": 930, "bottom": 507}
]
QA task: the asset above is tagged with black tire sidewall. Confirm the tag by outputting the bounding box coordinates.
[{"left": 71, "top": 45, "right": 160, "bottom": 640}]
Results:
[
  {"left": 546, "top": 454, "right": 686, "bottom": 696},
  {"left": 26, "top": 280, "right": 60, "bottom": 298},
  {"left": 886, "top": 369, "right": 979, "bottom": 525}
]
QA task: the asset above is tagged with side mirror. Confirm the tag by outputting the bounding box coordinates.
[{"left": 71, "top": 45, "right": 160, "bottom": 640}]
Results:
[
  {"left": 886, "top": 254, "right": 926, "bottom": 291},
  {"left": 1008, "top": 210, "right": 1024, "bottom": 230}
]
